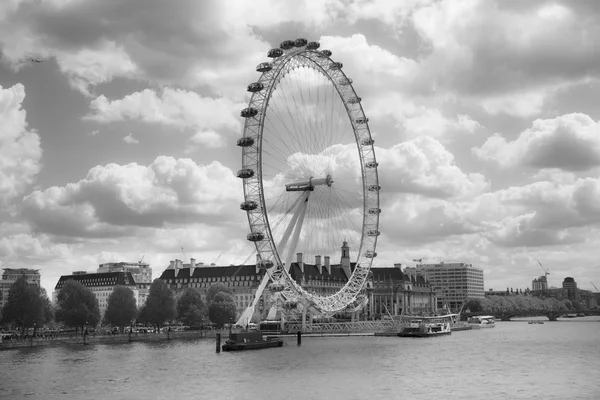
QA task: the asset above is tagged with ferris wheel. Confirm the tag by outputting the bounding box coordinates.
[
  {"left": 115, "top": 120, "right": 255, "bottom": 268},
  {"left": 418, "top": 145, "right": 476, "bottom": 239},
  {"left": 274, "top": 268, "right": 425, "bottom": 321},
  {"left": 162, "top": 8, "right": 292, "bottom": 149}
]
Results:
[{"left": 236, "top": 38, "right": 380, "bottom": 326}]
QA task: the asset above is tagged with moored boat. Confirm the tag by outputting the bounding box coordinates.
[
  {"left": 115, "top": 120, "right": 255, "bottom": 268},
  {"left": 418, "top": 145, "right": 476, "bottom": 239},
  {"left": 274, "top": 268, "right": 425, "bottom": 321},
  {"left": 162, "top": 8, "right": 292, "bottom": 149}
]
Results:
[
  {"left": 467, "top": 315, "right": 495, "bottom": 329},
  {"left": 528, "top": 320, "right": 544, "bottom": 324},
  {"left": 222, "top": 331, "right": 283, "bottom": 351},
  {"left": 398, "top": 315, "right": 453, "bottom": 337}
]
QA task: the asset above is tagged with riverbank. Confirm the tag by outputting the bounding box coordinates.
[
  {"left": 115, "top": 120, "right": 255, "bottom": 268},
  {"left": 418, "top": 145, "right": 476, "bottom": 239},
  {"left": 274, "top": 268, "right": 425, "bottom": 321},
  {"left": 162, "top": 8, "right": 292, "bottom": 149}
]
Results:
[{"left": 0, "top": 330, "right": 212, "bottom": 351}]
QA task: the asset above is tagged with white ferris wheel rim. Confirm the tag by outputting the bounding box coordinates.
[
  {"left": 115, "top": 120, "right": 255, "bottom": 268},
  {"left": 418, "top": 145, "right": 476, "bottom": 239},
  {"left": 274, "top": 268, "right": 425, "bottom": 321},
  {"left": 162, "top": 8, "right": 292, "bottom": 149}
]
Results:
[{"left": 238, "top": 39, "right": 380, "bottom": 314}]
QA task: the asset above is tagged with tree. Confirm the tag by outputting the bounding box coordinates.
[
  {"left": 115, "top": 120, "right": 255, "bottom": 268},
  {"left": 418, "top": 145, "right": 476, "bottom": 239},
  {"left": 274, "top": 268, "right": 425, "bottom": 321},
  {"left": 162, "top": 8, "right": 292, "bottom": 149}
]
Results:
[
  {"left": 206, "top": 283, "right": 232, "bottom": 303},
  {"left": 177, "top": 288, "right": 206, "bottom": 328},
  {"left": 208, "top": 291, "right": 237, "bottom": 328},
  {"left": 103, "top": 286, "right": 138, "bottom": 332},
  {"left": 0, "top": 277, "right": 48, "bottom": 334},
  {"left": 144, "top": 279, "right": 176, "bottom": 328},
  {"left": 55, "top": 280, "right": 100, "bottom": 334}
]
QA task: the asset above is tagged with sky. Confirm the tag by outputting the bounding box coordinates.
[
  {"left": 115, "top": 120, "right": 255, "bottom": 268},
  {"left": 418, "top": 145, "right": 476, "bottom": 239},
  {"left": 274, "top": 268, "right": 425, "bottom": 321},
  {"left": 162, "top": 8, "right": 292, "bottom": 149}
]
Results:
[{"left": 1, "top": 0, "right": 600, "bottom": 297}]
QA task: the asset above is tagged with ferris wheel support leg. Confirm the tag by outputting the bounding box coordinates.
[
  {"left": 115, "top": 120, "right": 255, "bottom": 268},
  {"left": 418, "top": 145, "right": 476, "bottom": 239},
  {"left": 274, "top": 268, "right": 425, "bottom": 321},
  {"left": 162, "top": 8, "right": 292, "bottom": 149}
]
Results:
[
  {"left": 276, "top": 192, "right": 308, "bottom": 261},
  {"left": 283, "top": 192, "right": 310, "bottom": 271},
  {"left": 301, "top": 306, "right": 307, "bottom": 332}
]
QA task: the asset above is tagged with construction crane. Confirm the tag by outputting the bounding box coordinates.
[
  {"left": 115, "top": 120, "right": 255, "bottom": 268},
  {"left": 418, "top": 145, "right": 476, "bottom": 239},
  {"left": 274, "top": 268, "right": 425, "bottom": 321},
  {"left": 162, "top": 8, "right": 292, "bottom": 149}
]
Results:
[
  {"left": 138, "top": 255, "right": 145, "bottom": 264},
  {"left": 537, "top": 260, "right": 550, "bottom": 278},
  {"left": 591, "top": 282, "right": 599, "bottom": 292}
]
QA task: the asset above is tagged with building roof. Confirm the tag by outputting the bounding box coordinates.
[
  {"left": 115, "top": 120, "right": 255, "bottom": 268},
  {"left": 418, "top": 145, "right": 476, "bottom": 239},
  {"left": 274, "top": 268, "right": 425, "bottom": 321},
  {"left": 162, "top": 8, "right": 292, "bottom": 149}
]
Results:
[
  {"left": 159, "top": 265, "right": 266, "bottom": 280},
  {"left": 54, "top": 272, "right": 137, "bottom": 290}
]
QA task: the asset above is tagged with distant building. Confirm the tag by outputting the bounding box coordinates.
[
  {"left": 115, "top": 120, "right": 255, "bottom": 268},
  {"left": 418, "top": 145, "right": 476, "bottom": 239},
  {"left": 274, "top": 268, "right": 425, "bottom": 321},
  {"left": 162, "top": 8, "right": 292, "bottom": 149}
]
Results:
[
  {"left": 0, "top": 268, "right": 41, "bottom": 309},
  {"left": 532, "top": 275, "right": 548, "bottom": 291},
  {"left": 53, "top": 272, "right": 139, "bottom": 318},
  {"left": 405, "top": 262, "right": 485, "bottom": 312},
  {"left": 562, "top": 277, "right": 578, "bottom": 300},
  {"left": 158, "top": 242, "right": 437, "bottom": 321},
  {"left": 97, "top": 262, "right": 153, "bottom": 306}
]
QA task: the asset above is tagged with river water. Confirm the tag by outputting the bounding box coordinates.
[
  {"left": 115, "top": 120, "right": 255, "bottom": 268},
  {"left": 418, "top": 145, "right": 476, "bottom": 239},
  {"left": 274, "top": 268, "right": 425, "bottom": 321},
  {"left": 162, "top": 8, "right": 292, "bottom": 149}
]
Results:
[{"left": 1, "top": 317, "right": 599, "bottom": 400}]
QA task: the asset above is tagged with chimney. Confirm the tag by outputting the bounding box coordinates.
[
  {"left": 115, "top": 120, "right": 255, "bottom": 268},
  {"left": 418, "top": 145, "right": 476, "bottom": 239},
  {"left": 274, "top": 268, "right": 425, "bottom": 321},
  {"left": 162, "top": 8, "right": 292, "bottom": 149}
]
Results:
[
  {"left": 340, "top": 241, "right": 351, "bottom": 280},
  {"left": 394, "top": 263, "right": 402, "bottom": 269},
  {"left": 297, "top": 252, "right": 304, "bottom": 274},
  {"left": 169, "top": 260, "right": 175, "bottom": 269},
  {"left": 324, "top": 256, "right": 331, "bottom": 275},
  {"left": 315, "top": 255, "right": 322, "bottom": 275},
  {"left": 189, "top": 258, "right": 196, "bottom": 277}
]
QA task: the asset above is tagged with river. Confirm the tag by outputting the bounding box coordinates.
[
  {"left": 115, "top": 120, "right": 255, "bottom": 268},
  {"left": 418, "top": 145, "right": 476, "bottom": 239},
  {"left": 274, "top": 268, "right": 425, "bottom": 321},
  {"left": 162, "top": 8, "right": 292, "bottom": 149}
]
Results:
[{"left": 1, "top": 317, "right": 599, "bottom": 400}]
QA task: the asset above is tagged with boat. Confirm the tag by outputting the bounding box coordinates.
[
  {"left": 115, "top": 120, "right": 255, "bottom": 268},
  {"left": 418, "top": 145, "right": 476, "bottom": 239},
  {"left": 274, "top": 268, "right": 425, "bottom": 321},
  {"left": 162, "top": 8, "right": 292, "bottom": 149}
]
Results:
[
  {"left": 221, "top": 331, "right": 284, "bottom": 351},
  {"left": 397, "top": 315, "right": 453, "bottom": 337},
  {"left": 467, "top": 315, "right": 496, "bottom": 329},
  {"left": 528, "top": 320, "right": 544, "bottom": 324}
]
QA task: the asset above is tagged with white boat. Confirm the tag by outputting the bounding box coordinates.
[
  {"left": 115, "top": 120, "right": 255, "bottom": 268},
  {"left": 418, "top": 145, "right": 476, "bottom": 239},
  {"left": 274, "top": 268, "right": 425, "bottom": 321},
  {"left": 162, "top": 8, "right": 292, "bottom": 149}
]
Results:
[
  {"left": 398, "top": 315, "right": 453, "bottom": 337},
  {"left": 467, "top": 315, "right": 495, "bottom": 329}
]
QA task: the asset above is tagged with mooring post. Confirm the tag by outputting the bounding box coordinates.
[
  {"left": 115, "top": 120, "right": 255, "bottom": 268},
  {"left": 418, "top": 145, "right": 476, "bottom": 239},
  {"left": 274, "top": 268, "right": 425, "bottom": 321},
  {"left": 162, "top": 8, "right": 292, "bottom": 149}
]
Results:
[
  {"left": 216, "top": 333, "right": 221, "bottom": 353},
  {"left": 297, "top": 331, "right": 302, "bottom": 346}
]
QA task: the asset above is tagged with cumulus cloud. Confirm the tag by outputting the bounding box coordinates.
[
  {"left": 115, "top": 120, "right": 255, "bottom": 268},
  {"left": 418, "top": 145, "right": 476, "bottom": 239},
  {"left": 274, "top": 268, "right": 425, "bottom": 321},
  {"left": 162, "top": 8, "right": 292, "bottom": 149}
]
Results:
[
  {"left": 0, "top": 0, "right": 270, "bottom": 97},
  {"left": 123, "top": 133, "right": 139, "bottom": 144},
  {"left": 22, "top": 156, "right": 243, "bottom": 238},
  {"left": 0, "top": 83, "right": 42, "bottom": 208},
  {"left": 85, "top": 88, "right": 243, "bottom": 142},
  {"left": 473, "top": 113, "right": 600, "bottom": 171},
  {"left": 409, "top": 0, "right": 600, "bottom": 116},
  {"left": 378, "top": 136, "right": 488, "bottom": 199}
]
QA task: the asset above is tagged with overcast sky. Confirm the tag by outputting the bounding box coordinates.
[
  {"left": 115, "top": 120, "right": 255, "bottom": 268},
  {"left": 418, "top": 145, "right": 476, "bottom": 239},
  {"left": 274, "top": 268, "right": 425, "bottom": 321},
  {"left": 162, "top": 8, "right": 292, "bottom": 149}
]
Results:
[{"left": 1, "top": 0, "right": 600, "bottom": 296}]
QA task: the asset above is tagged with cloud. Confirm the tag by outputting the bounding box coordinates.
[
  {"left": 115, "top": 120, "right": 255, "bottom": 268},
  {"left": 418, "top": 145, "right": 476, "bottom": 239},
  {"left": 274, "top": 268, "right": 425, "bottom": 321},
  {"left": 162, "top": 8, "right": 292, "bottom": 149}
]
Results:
[
  {"left": 473, "top": 113, "right": 600, "bottom": 171},
  {"left": 85, "top": 88, "right": 243, "bottom": 141},
  {"left": 0, "top": 83, "right": 42, "bottom": 208},
  {"left": 378, "top": 136, "right": 488, "bottom": 199},
  {"left": 409, "top": 0, "right": 600, "bottom": 116},
  {"left": 123, "top": 132, "right": 139, "bottom": 144},
  {"left": 22, "top": 156, "right": 243, "bottom": 238}
]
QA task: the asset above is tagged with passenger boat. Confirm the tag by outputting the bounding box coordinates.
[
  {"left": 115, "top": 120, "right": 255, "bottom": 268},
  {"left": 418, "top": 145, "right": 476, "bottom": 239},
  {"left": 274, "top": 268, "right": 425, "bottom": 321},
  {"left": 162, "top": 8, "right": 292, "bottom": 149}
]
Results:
[
  {"left": 221, "top": 331, "right": 283, "bottom": 351},
  {"left": 397, "top": 315, "right": 453, "bottom": 337},
  {"left": 467, "top": 315, "right": 495, "bottom": 329}
]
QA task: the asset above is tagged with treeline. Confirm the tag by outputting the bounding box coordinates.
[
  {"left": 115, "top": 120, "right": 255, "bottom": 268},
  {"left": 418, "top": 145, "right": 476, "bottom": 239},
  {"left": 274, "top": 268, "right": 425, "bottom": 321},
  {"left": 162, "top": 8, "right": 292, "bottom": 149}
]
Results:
[
  {"left": 464, "top": 295, "right": 579, "bottom": 314},
  {"left": 0, "top": 278, "right": 238, "bottom": 335}
]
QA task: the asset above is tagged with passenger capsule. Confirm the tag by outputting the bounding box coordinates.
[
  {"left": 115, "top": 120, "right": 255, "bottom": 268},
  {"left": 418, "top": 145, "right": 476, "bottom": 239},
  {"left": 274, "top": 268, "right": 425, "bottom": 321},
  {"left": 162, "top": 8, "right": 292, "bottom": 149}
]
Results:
[
  {"left": 367, "top": 229, "right": 380, "bottom": 236},
  {"left": 237, "top": 168, "right": 255, "bottom": 179},
  {"left": 329, "top": 62, "right": 343, "bottom": 70},
  {"left": 368, "top": 207, "right": 381, "bottom": 215},
  {"left": 269, "top": 282, "right": 285, "bottom": 292},
  {"left": 307, "top": 41, "right": 320, "bottom": 50},
  {"left": 257, "top": 259, "right": 274, "bottom": 269},
  {"left": 247, "top": 232, "right": 265, "bottom": 242},
  {"left": 283, "top": 300, "right": 298, "bottom": 309},
  {"left": 256, "top": 62, "right": 272, "bottom": 72},
  {"left": 240, "top": 107, "right": 258, "bottom": 118},
  {"left": 355, "top": 117, "right": 369, "bottom": 124},
  {"left": 368, "top": 184, "right": 381, "bottom": 192},
  {"left": 294, "top": 38, "right": 308, "bottom": 47},
  {"left": 361, "top": 138, "right": 375, "bottom": 146},
  {"left": 267, "top": 48, "right": 283, "bottom": 58},
  {"left": 321, "top": 50, "right": 332, "bottom": 57},
  {"left": 240, "top": 200, "right": 258, "bottom": 211},
  {"left": 247, "top": 82, "right": 264, "bottom": 93},
  {"left": 338, "top": 77, "right": 353, "bottom": 85},
  {"left": 365, "top": 250, "right": 377, "bottom": 258},
  {"left": 237, "top": 136, "right": 255, "bottom": 147},
  {"left": 348, "top": 97, "right": 361, "bottom": 104},
  {"left": 365, "top": 161, "right": 378, "bottom": 168},
  {"left": 280, "top": 40, "right": 295, "bottom": 50}
]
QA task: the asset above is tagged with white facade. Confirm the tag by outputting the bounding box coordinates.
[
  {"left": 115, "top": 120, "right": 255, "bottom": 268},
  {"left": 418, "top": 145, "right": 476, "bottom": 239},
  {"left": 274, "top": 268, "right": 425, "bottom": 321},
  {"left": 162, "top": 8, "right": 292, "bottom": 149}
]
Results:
[{"left": 406, "top": 262, "right": 485, "bottom": 312}]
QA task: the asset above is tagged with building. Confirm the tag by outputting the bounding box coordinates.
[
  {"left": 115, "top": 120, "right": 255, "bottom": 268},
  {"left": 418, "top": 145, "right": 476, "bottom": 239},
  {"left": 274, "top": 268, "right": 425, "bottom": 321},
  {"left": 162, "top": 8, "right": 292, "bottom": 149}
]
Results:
[
  {"left": 405, "top": 262, "right": 485, "bottom": 312},
  {"left": 159, "top": 242, "right": 437, "bottom": 321},
  {"left": 532, "top": 275, "right": 548, "bottom": 291},
  {"left": 0, "top": 268, "right": 41, "bottom": 310},
  {"left": 53, "top": 272, "right": 139, "bottom": 317},
  {"left": 562, "top": 277, "right": 578, "bottom": 300},
  {"left": 97, "top": 262, "right": 153, "bottom": 305}
]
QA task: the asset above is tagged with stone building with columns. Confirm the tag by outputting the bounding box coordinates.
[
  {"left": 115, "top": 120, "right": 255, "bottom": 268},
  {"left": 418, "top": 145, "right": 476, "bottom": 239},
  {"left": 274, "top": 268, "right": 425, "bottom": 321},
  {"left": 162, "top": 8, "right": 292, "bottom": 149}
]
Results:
[{"left": 158, "top": 242, "right": 437, "bottom": 321}]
